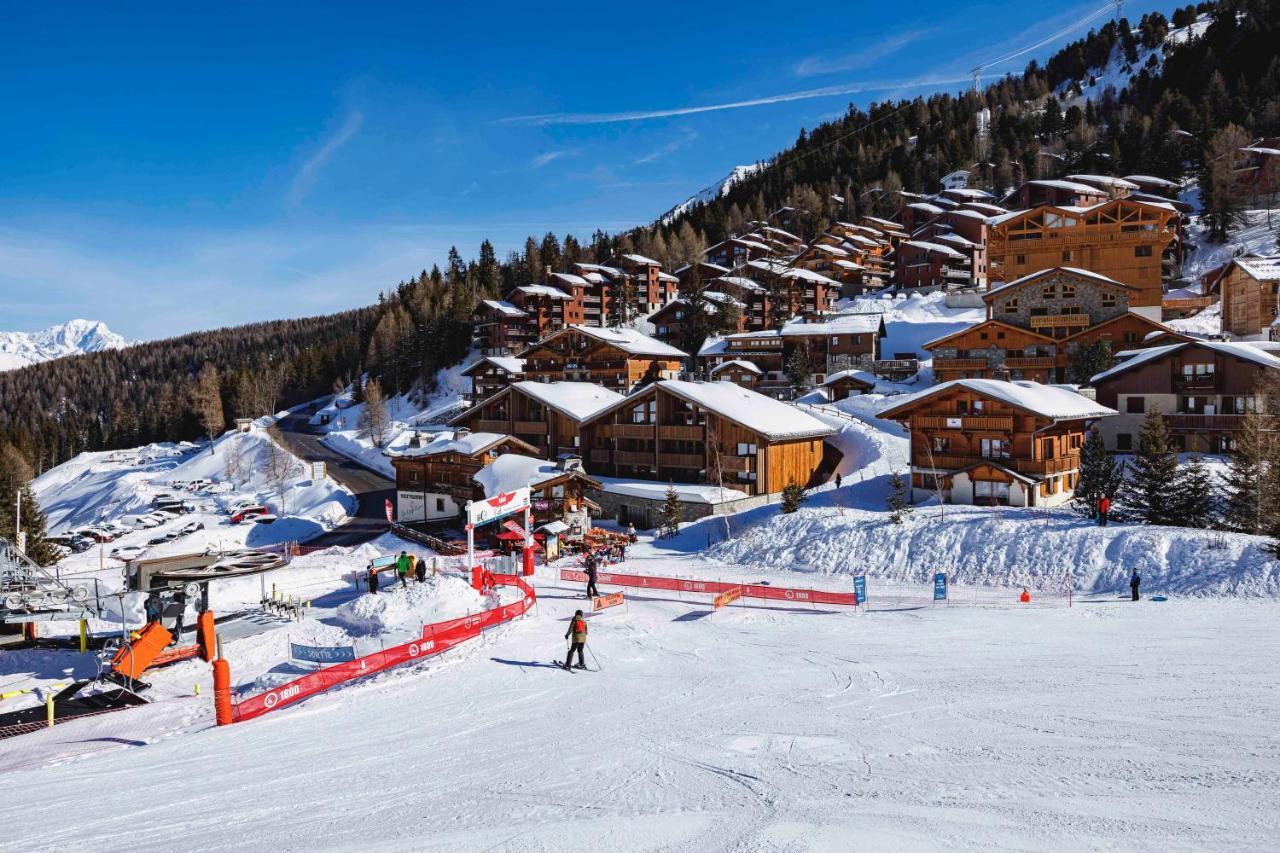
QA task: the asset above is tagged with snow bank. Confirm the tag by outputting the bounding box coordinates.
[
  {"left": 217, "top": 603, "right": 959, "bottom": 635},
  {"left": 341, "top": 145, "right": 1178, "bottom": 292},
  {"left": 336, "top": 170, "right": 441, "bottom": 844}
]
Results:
[
  {"left": 332, "top": 573, "right": 480, "bottom": 636},
  {"left": 842, "top": 291, "right": 982, "bottom": 359}
]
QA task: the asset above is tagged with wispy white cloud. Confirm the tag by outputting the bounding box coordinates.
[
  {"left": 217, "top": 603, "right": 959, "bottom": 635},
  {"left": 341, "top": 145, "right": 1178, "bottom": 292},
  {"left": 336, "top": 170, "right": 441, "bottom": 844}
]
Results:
[
  {"left": 286, "top": 110, "right": 364, "bottom": 208},
  {"left": 530, "top": 149, "right": 576, "bottom": 168},
  {"left": 498, "top": 75, "right": 971, "bottom": 126},
  {"left": 634, "top": 130, "right": 700, "bottom": 165},
  {"left": 794, "top": 29, "right": 936, "bottom": 77}
]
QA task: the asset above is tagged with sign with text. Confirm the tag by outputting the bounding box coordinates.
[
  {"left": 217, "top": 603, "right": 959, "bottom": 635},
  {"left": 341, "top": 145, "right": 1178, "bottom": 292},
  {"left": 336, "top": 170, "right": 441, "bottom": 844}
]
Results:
[
  {"left": 714, "top": 586, "right": 743, "bottom": 609},
  {"left": 933, "top": 572, "right": 948, "bottom": 601},
  {"left": 592, "top": 591, "right": 625, "bottom": 612},
  {"left": 310, "top": 461, "right": 326, "bottom": 480},
  {"left": 502, "top": 519, "right": 530, "bottom": 540},
  {"left": 853, "top": 575, "right": 867, "bottom": 606},
  {"left": 290, "top": 643, "right": 356, "bottom": 664},
  {"left": 468, "top": 487, "right": 531, "bottom": 527},
  {"left": 396, "top": 491, "right": 425, "bottom": 523}
]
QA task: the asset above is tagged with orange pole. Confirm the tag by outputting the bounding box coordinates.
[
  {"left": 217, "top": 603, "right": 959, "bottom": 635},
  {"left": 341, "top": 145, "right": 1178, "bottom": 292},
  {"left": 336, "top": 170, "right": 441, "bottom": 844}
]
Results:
[{"left": 213, "top": 656, "right": 233, "bottom": 726}]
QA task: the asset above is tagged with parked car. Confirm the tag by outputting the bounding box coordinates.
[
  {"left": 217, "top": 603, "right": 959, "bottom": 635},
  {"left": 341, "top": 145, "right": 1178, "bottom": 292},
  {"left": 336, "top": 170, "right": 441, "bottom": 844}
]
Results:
[
  {"left": 155, "top": 500, "right": 192, "bottom": 515},
  {"left": 252, "top": 514, "right": 279, "bottom": 525},
  {"left": 68, "top": 535, "right": 94, "bottom": 553},
  {"left": 151, "top": 493, "right": 177, "bottom": 505},
  {"left": 146, "top": 531, "right": 181, "bottom": 546},
  {"left": 230, "top": 506, "right": 269, "bottom": 524},
  {"left": 78, "top": 527, "right": 114, "bottom": 543},
  {"left": 133, "top": 515, "right": 162, "bottom": 529},
  {"left": 179, "top": 521, "right": 205, "bottom": 535},
  {"left": 101, "top": 522, "right": 131, "bottom": 538},
  {"left": 110, "top": 545, "right": 147, "bottom": 561}
]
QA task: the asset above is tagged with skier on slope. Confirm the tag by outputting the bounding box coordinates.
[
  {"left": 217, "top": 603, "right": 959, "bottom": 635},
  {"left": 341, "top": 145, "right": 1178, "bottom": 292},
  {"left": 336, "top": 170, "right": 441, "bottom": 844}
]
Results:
[
  {"left": 564, "top": 609, "right": 588, "bottom": 670},
  {"left": 584, "top": 551, "right": 599, "bottom": 599}
]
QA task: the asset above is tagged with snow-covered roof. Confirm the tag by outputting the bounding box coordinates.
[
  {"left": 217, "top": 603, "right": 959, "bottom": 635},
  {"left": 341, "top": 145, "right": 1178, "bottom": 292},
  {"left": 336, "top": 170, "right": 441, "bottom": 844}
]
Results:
[
  {"left": 596, "top": 477, "right": 748, "bottom": 505},
  {"left": 833, "top": 259, "right": 865, "bottom": 271},
  {"left": 711, "top": 275, "right": 765, "bottom": 293},
  {"left": 1067, "top": 174, "right": 1140, "bottom": 191},
  {"left": 396, "top": 431, "right": 516, "bottom": 459},
  {"left": 566, "top": 325, "right": 688, "bottom": 357},
  {"left": 1027, "top": 179, "right": 1107, "bottom": 194},
  {"left": 1241, "top": 146, "right": 1280, "bottom": 157},
  {"left": 810, "top": 243, "right": 850, "bottom": 257},
  {"left": 900, "top": 240, "right": 966, "bottom": 259},
  {"left": 984, "top": 266, "right": 1131, "bottom": 298},
  {"left": 1123, "top": 175, "right": 1180, "bottom": 190},
  {"left": 514, "top": 284, "right": 573, "bottom": 300},
  {"left": 548, "top": 272, "right": 589, "bottom": 287},
  {"left": 943, "top": 188, "right": 993, "bottom": 200},
  {"left": 960, "top": 202, "right": 1007, "bottom": 216},
  {"left": 821, "top": 369, "right": 876, "bottom": 387},
  {"left": 703, "top": 290, "right": 745, "bottom": 308},
  {"left": 1233, "top": 256, "right": 1280, "bottom": 281},
  {"left": 657, "top": 271, "right": 679, "bottom": 283},
  {"left": 463, "top": 356, "right": 525, "bottom": 375},
  {"left": 654, "top": 380, "right": 834, "bottom": 440},
  {"left": 622, "top": 253, "right": 662, "bottom": 267},
  {"left": 1090, "top": 341, "right": 1280, "bottom": 384},
  {"left": 697, "top": 330, "right": 781, "bottom": 356},
  {"left": 760, "top": 226, "right": 801, "bottom": 242},
  {"left": 575, "top": 262, "right": 623, "bottom": 277},
  {"left": 710, "top": 359, "right": 762, "bottom": 375},
  {"left": 745, "top": 258, "right": 790, "bottom": 276},
  {"left": 780, "top": 267, "right": 840, "bottom": 286},
  {"left": 879, "top": 379, "right": 1116, "bottom": 421},
  {"left": 861, "top": 215, "right": 906, "bottom": 231},
  {"left": 907, "top": 202, "right": 945, "bottom": 216},
  {"left": 473, "top": 454, "right": 598, "bottom": 498},
  {"left": 480, "top": 300, "right": 527, "bottom": 317},
  {"left": 780, "top": 314, "right": 883, "bottom": 336},
  {"left": 513, "top": 381, "right": 626, "bottom": 422}
]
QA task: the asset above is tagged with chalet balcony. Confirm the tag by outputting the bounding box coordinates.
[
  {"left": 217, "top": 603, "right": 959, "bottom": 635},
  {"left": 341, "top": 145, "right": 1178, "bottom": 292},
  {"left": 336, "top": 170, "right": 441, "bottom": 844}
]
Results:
[
  {"left": 719, "top": 456, "right": 751, "bottom": 472},
  {"left": 513, "top": 420, "right": 546, "bottom": 434},
  {"left": 472, "top": 419, "right": 510, "bottom": 433},
  {"left": 918, "top": 454, "right": 1079, "bottom": 476},
  {"left": 606, "top": 423, "right": 657, "bottom": 439},
  {"left": 913, "top": 415, "right": 1015, "bottom": 432},
  {"left": 590, "top": 449, "right": 611, "bottom": 464},
  {"left": 996, "top": 228, "right": 1170, "bottom": 248},
  {"left": 658, "top": 425, "right": 703, "bottom": 440},
  {"left": 1164, "top": 413, "right": 1244, "bottom": 431},
  {"left": 933, "top": 357, "right": 989, "bottom": 371},
  {"left": 1173, "top": 376, "right": 1218, "bottom": 391},
  {"left": 1004, "top": 356, "right": 1057, "bottom": 369},
  {"left": 658, "top": 452, "right": 704, "bottom": 469},
  {"left": 1029, "top": 313, "right": 1091, "bottom": 329},
  {"left": 614, "top": 450, "right": 656, "bottom": 467}
]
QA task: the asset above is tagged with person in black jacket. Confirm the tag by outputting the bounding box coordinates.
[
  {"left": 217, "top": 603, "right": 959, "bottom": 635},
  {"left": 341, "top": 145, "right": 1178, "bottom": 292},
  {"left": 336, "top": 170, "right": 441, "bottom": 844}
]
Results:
[
  {"left": 1130, "top": 569, "right": 1141, "bottom": 601},
  {"left": 369, "top": 564, "right": 380, "bottom": 595},
  {"left": 584, "top": 552, "right": 599, "bottom": 599}
]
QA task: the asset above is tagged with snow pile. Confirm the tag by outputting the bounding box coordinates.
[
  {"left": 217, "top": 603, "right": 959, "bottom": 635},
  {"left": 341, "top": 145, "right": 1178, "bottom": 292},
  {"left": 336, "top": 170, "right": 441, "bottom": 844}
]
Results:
[
  {"left": 332, "top": 573, "right": 480, "bottom": 636},
  {"left": 841, "top": 290, "right": 982, "bottom": 359},
  {"left": 709, "top": 499, "right": 1280, "bottom": 597}
]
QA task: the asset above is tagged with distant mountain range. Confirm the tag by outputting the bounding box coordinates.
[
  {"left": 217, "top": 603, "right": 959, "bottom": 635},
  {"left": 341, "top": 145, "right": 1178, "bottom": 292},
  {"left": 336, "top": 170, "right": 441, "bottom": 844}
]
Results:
[{"left": 0, "top": 320, "right": 130, "bottom": 371}]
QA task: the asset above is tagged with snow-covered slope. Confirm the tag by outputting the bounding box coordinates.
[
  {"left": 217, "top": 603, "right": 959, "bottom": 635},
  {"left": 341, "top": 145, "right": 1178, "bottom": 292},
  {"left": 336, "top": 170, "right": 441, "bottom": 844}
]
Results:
[
  {"left": 661, "top": 163, "right": 764, "bottom": 225},
  {"left": 1056, "top": 15, "right": 1211, "bottom": 108},
  {"left": 0, "top": 319, "right": 130, "bottom": 371}
]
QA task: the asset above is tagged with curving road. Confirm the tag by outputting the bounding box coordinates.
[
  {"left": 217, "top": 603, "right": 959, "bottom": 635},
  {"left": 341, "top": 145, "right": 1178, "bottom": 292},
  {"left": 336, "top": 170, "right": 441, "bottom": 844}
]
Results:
[{"left": 271, "top": 409, "right": 395, "bottom": 548}]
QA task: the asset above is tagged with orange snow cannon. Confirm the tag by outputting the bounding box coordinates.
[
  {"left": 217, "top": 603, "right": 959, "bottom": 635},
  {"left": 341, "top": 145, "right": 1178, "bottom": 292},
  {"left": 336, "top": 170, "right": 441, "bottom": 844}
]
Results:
[
  {"left": 197, "top": 611, "right": 216, "bottom": 662},
  {"left": 110, "top": 621, "right": 174, "bottom": 681}
]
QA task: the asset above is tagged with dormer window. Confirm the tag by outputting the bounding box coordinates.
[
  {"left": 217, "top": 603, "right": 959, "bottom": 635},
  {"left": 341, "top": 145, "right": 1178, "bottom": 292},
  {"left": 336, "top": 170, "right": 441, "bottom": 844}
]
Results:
[{"left": 1041, "top": 285, "right": 1056, "bottom": 299}]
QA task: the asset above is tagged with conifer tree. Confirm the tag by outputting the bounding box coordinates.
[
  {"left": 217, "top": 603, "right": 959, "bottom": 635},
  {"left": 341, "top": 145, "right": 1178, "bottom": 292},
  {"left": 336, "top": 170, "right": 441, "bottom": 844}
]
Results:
[
  {"left": 1073, "top": 427, "right": 1126, "bottom": 516},
  {"left": 1171, "top": 455, "right": 1218, "bottom": 529},
  {"left": 887, "top": 470, "right": 912, "bottom": 524},
  {"left": 0, "top": 442, "right": 57, "bottom": 565},
  {"left": 660, "top": 486, "right": 682, "bottom": 538},
  {"left": 1126, "top": 409, "right": 1180, "bottom": 525},
  {"left": 192, "top": 363, "right": 225, "bottom": 455},
  {"left": 785, "top": 342, "right": 814, "bottom": 392},
  {"left": 781, "top": 481, "right": 807, "bottom": 514}
]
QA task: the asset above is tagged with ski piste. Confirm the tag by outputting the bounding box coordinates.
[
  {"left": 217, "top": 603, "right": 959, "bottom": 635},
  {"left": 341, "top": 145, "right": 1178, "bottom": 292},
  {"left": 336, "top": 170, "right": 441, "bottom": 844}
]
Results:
[{"left": 553, "top": 661, "right": 593, "bottom": 672}]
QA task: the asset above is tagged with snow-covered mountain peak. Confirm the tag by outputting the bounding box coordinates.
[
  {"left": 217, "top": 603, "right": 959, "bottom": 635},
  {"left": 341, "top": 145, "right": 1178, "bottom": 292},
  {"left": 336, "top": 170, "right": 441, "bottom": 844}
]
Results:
[
  {"left": 0, "top": 319, "right": 131, "bottom": 371},
  {"left": 661, "top": 163, "right": 764, "bottom": 225}
]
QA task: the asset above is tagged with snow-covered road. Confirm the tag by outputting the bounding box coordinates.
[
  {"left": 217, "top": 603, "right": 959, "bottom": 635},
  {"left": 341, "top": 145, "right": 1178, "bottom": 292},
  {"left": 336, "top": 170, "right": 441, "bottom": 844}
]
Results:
[{"left": 2, "top": 569, "right": 1277, "bottom": 852}]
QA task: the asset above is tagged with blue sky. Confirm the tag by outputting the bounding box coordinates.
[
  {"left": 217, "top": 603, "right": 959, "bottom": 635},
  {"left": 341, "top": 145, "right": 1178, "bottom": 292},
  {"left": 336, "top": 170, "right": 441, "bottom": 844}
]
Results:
[{"left": 0, "top": 0, "right": 1169, "bottom": 340}]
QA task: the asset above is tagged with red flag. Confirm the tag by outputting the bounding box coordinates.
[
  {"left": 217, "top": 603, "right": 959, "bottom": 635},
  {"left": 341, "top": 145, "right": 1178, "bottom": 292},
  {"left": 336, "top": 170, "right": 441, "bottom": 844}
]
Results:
[{"left": 384, "top": 499, "right": 393, "bottom": 522}]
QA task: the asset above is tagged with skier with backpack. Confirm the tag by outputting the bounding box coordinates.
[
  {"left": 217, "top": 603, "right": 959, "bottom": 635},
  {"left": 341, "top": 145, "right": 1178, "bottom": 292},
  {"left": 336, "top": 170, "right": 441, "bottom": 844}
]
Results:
[{"left": 563, "top": 609, "right": 588, "bottom": 670}]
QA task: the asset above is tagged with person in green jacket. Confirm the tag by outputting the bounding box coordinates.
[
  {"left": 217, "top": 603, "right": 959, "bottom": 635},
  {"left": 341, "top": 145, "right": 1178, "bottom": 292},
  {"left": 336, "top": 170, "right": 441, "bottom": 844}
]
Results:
[{"left": 395, "top": 551, "right": 411, "bottom": 587}]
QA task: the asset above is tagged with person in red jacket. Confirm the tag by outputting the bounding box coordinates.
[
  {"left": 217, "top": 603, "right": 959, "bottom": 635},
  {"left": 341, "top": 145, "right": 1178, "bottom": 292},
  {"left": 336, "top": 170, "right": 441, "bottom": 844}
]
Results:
[
  {"left": 563, "top": 609, "right": 588, "bottom": 670},
  {"left": 1097, "top": 495, "right": 1111, "bottom": 527}
]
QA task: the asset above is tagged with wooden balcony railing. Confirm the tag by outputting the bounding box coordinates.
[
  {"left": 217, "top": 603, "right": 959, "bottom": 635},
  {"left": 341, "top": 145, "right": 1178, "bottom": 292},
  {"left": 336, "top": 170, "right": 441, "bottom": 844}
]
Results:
[
  {"left": 605, "top": 423, "right": 656, "bottom": 439},
  {"left": 614, "top": 450, "right": 655, "bottom": 467},
  {"left": 1163, "top": 414, "right": 1244, "bottom": 430},
  {"left": 913, "top": 415, "right": 1015, "bottom": 431},
  {"left": 916, "top": 454, "right": 1079, "bottom": 476},
  {"left": 933, "top": 358, "right": 989, "bottom": 371},
  {"left": 513, "top": 420, "right": 547, "bottom": 434},
  {"left": 658, "top": 425, "right": 703, "bottom": 440},
  {"left": 1173, "top": 376, "right": 1218, "bottom": 391},
  {"left": 1029, "top": 313, "right": 1091, "bottom": 329},
  {"left": 1004, "top": 356, "right": 1057, "bottom": 369},
  {"left": 472, "top": 419, "right": 509, "bottom": 433},
  {"left": 658, "top": 453, "right": 705, "bottom": 469},
  {"left": 590, "top": 449, "right": 611, "bottom": 464},
  {"left": 719, "top": 456, "right": 751, "bottom": 472}
]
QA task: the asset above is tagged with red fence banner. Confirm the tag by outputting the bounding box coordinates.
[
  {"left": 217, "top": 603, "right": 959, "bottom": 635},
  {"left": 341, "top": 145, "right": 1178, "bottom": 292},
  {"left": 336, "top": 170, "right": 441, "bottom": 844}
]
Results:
[
  {"left": 230, "top": 575, "right": 536, "bottom": 723},
  {"left": 713, "top": 587, "right": 742, "bottom": 609},
  {"left": 592, "top": 591, "right": 625, "bottom": 612},
  {"left": 560, "top": 568, "right": 857, "bottom": 607}
]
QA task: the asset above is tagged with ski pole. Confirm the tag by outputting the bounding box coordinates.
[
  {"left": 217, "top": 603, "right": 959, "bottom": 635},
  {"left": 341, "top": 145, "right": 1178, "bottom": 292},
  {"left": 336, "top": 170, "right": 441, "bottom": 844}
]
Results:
[{"left": 586, "top": 643, "right": 603, "bottom": 671}]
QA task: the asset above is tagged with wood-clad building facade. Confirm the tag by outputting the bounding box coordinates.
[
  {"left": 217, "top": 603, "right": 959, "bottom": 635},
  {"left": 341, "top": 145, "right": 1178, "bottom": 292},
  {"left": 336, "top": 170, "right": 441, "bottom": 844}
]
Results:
[
  {"left": 517, "top": 326, "right": 686, "bottom": 394},
  {"left": 878, "top": 379, "right": 1116, "bottom": 508},
  {"left": 577, "top": 380, "right": 833, "bottom": 496},
  {"left": 1218, "top": 256, "right": 1280, "bottom": 340},
  {"left": 391, "top": 432, "right": 539, "bottom": 523},
  {"left": 449, "top": 381, "right": 624, "bottom": 460}
]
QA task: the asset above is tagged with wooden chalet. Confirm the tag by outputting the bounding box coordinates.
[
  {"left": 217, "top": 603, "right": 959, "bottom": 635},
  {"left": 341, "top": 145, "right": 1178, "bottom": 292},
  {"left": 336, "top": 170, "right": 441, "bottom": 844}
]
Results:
[
  {"left": 1231, "top": 139, "right": 1280, "bottom": 198},
  {"left": 698, "top": 330, "right": 786, "bottom": 388},
  {"left": 615, "top": 253, "right": 681, "bottom": 315},
  {"left": 987, "top": 199, "right": 1180, "bottom": 314},
  {"left": 1090, "top": 341, "right": 1280, "bottom": 454},
  {"left": 578, "top": 379, "right": 834, "bottom": 496},
  {"left": 449, "top": 381, "right": 624, "bottom": 459},
  {"left": 472, "top": 300, "right": 532, "bottom": 356},
  {"left": 927, "top": 268, "right": 1180, "bottom": 383},
  {"left": 744, "top": 259, "right": 839, "bottom": 318},
  {"left": 507, "top": 283, "right": 575, "bottom": 335},
  {"left": 711, "top": 276, "right": 773, "bottom": 331},
  {"left": 649, "top": 292, "right": 745, "bottom": 347},
  {"left": 878, "top": 379, "right": 1116, "bottom": 508},
  {"left": 779, "top": 312, "right": 886, "bottom": 379},
  {"left": 472, "top": 454, "right": 601, "bottom": 534},
  {"left": 821, "top": 369, "right": 876, "bottom": 401},
  {"left": 704, "top": 235, "right": 775, "bottom": 269},
  {"left": 673, "top": 261, "right": 731, "bottom": 290},
  {"left": 391, "top": 432, "right": 539, "bottom": 523},
  {"left": 708, "top": 359, "right": 762, "bottom": 388},
  {"left": 893, "top": 237, "right": 981, "bottom": 290},
  {"left": 1218, "top": 256, "right": 1280, "bottom": 339},
  {"left": 517, "top": 325, "right": 686, "bottom": 393},
  {"left": 462, "top": 356, "right": 525, "bottom": 402},
  {"left": 1002, "top": 179, "right": 1110, "bottom": 209}
]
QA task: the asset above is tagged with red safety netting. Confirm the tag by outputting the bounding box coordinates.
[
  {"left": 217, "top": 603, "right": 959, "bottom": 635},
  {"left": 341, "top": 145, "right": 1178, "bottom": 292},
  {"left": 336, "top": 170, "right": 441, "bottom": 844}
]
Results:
[
  {"left": 560, "top": 569, "right": 857, "bottom": 607},
  {"left": 230, "top": 574, "right": 536, "bottom": 722}
]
